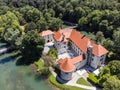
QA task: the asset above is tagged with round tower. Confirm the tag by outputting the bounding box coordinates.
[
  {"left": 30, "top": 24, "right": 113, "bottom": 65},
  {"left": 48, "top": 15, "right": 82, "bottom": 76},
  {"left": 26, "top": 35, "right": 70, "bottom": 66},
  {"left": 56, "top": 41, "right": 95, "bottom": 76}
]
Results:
[{"left": 60, "top": 58, "right": 75, "bottom": 81}]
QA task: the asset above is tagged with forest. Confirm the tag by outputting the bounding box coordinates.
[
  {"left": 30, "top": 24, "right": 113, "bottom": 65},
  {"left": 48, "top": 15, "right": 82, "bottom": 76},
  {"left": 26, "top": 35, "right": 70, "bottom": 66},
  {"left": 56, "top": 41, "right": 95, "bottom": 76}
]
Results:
[
  {"left": 0, "top": 0, "right": 119, "bottom": 60},
  {"left": 0, "top": 0, "right": 119, "bottom": 89}
]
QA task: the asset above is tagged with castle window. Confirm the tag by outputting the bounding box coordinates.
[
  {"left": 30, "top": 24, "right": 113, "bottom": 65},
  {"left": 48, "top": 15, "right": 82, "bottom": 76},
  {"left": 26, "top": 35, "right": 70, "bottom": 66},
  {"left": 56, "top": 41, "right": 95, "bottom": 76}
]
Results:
[
  {"left": 64, "top": 42, "right": 66, "bottom": 44},
  {"left": 100, "top": 58, "right": 103, "bottom": 61},
  {"left": 91, "top": 58, "right": 94, "bottom": 61}
]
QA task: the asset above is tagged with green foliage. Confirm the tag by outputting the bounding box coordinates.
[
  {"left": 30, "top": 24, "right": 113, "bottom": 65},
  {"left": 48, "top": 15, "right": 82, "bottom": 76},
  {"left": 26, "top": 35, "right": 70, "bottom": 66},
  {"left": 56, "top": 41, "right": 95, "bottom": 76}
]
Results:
[
  {"left": 112, "top": 30, "right": 120, "bottom": 59},
  {"left": 48, "top": 48, "right": 58, "bottom": 59},
  {"left": 77, "top": 78, "right": 91, "bottom": 86},
  {"left": 1, "top": 28, "right": 22, "bottom": 48},
  {"left": 42, "top": 55, "right": 56, "bottom": 68},
  {"left": 25, "top": 22, "right": 37, "bottom": 32},
  {"left": 107, "top": 60, "right": 120, "bottom": 75},
  {"left": 48, "top": 74, "right": 85, "bottom": 90},
  {"left": 99, "top": 74, "right": 110, "bottom": 86},
  {"left": 90, "top": 60, "right": 120, "bottom": 88},
  {"left": 21, "top": 30, "right": 45, "bottom": 63},
  {"left": 0, "top": 6, "right": 10, "bottom": 15},
  {"left": 0, "top": 11, "right": 20, "bottom": 32},
  {"left": 48, "top": 18, "right": 62, "bottom": 31},
  {"left": 34, "top": 59, "right": 48, "bottom": 75},
  {"left": 95, "top": 31, "right": 105, "bottom": 44},
  {"left": 103, "top": 76, "right": 120, "bottom": 90},
  {"left": 88, "top": 73, "right": 99, "bottom": 84},
  {"left": 36, "top": 19, "right": 48, "bottom": 32},
  {"left": 80, "top": 31, "right": 95, "bottom": 40}
]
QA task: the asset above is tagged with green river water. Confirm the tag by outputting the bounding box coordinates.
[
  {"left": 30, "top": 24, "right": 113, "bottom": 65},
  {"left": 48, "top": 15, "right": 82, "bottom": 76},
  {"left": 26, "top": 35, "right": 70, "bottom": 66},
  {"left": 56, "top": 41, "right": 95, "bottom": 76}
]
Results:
[{"left": 0, "top": 43, "right": 53, "bottom": 90}]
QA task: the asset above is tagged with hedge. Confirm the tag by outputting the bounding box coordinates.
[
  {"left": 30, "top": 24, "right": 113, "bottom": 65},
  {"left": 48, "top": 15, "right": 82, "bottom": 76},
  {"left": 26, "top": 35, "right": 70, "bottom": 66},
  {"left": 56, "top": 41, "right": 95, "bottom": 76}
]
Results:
[{"left": 88, "top": 73, "right": 99, "bottom": 84}]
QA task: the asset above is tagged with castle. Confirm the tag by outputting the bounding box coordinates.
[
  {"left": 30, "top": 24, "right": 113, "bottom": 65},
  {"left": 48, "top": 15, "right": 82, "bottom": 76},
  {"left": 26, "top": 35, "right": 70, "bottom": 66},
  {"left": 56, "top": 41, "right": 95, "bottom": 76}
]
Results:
[{"left": 40, "top": 28, "right": 108, "bottom": 81}]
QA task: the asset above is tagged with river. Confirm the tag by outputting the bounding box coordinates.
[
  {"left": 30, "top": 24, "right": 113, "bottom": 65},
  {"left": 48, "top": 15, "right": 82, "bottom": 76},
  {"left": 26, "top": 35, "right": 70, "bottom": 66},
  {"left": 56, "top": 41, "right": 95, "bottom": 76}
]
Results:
[{"left": 0, "top": 46, "right": 53, "bottom": 90}]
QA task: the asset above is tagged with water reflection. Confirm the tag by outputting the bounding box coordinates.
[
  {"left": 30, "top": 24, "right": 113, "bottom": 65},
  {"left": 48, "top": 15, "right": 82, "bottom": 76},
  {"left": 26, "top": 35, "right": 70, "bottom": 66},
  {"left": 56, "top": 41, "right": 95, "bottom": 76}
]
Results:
[{"left": 0, "top": 58, "right": 52, "bottom": 90}]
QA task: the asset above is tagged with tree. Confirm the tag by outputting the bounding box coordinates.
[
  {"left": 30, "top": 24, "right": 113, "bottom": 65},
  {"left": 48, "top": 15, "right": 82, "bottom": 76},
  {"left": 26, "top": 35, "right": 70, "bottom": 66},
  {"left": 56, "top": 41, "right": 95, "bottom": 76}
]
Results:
[
  {"left": 1, "top": 28, "right": 22, "bottom": 48},
  {"left": 42, "top": 55, "right": 57, "bottom": 67},
  {"left": 0, "top": 11, "right": 20, "bottom": 31},
  {"left": 36, "top": 19, "right": 48, "bottom": 32},
  {"left": 20, "top": 30, "right": 45, "bottom": 64},
  {"left": 108, "top": 60, "right": 120, "bottom": 75},
  {"left": 113, "top": 30, "right": 120, "bottom": 59},
  {"left": 0, "top": 6, "right": 10, "bottom": 15},
  {"left": 48, "top": 18, "right": 62, "bottom": 31},
  {"left": 25, "top": 8, "right": 42, "bottom": 22},
  {"left": 103, "top": 76, "right": 120, "bottom": 90},
  {"left": 95, "top": 31, "right": 105, "bottom": 44},
  {"left": 102, "top": 38, "right": 114, "bottom": 51},
  {"left": 25, "top": 22, "right": 37, "bottom": 32}
]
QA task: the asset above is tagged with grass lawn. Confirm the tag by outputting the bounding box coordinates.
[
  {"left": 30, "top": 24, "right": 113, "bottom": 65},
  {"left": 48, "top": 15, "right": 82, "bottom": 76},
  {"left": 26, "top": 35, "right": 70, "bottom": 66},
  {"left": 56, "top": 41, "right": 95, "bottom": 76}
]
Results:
[
  {"left": 34, "top": 59, "right": 45, "bottom": 70},
  {"left": 77, "top": 78, "right": 91, "bottom": 86},
  {"left": 48, "top": 74, "right": 86, "bottom": 90},
  {"left": 34, "top": 59, "right": 47, "bottom": 74},
  {"left": 80, "top": 31, "right": 95, "bottom": 40},
  {"left": 62, "top": 24, "right": 71, "bottom": 29}
]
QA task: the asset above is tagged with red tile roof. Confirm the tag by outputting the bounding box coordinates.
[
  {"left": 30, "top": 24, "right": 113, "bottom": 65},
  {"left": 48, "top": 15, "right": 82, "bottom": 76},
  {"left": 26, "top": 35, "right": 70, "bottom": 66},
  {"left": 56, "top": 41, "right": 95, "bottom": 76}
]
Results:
[
  {"left": 60, "top": 58, "right": 75, "bottom": 72},
  {"left": 54, "top": 30, "right": 63, "bottom": 41},
  {"left": 40, "top": 30, "right": 54, "bottom": 36},
  {"left": 59, "top": 55, "right": 83, "bottom": 72},
  {"left": 41, "top": 29, "right": 109, "bottom": 58},
  {"left": 71, "top": 55, "right": 83, "bottom": 64},
  {"left": 54, "top": 29, "right": 73, "bottom": 42},
  {"left": 91, "top": 42, "right": 109, "bottom": 57},
  {"left": 69, "top": 30, "right": 90, "bottom": 53}
]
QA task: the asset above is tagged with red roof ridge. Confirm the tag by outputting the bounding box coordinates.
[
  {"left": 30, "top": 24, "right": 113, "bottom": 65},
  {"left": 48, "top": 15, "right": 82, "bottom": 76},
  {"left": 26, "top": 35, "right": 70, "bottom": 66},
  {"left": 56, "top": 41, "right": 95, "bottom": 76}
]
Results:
[{"left": 91, "top": 42, "right": 109, "bottom": 57}]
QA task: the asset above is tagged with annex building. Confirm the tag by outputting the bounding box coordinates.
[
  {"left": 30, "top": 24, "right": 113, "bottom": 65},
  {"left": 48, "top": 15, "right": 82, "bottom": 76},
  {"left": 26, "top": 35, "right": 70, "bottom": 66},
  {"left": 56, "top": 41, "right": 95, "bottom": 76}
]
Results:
[{"left": 40, "top": 28, "right": 108, "bottom": 81}]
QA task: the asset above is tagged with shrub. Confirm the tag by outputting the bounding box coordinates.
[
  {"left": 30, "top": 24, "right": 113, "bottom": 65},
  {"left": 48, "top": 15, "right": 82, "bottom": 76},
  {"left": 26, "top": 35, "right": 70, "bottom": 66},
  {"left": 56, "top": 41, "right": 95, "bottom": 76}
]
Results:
[
  {"left": 88, "top": 73, "right": 99, "bottom": 84},
  {"left": 48, "top": 48, "right": 58, "bottom": 59},
  {"left": 34, "top": 59, "right": 48, "bottom": 75}
]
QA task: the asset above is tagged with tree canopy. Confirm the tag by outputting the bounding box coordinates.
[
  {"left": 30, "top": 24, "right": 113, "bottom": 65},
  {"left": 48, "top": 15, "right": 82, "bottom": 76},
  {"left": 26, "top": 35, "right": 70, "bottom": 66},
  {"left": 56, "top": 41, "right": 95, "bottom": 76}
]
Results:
[{"left": 20, "top": 30, "right": 45, "bottom": 64}]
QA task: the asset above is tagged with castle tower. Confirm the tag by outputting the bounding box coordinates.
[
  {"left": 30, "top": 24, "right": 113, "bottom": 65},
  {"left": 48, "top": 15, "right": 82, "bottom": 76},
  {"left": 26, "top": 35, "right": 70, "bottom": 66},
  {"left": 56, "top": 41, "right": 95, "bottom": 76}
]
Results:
[{"left": 60, "top": 58, "right": 75, "bottom": 81}]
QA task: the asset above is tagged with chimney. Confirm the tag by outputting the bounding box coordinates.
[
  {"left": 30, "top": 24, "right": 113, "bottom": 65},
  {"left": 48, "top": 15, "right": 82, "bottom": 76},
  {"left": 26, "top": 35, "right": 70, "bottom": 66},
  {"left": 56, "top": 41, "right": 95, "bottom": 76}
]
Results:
[{"left": 81, "top": 35, "right": 86, "bottom": 39}]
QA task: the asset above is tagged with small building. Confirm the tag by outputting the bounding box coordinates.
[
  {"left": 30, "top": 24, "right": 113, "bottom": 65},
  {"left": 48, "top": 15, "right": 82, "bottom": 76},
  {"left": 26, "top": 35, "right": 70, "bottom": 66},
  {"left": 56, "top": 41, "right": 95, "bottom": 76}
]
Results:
[
  {"left": 40, "top": 30, "right": 54, "bottom": 43},
  {"left": 40, "top": 29, "right": 109, "bottom": 81}
]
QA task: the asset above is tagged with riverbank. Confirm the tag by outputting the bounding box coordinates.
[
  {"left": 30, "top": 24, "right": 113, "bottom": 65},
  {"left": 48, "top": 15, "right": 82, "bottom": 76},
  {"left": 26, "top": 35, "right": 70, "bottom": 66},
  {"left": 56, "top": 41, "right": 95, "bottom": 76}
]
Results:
[{"left": 31, "top": 62, "right": 59, "bottom": 90}]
